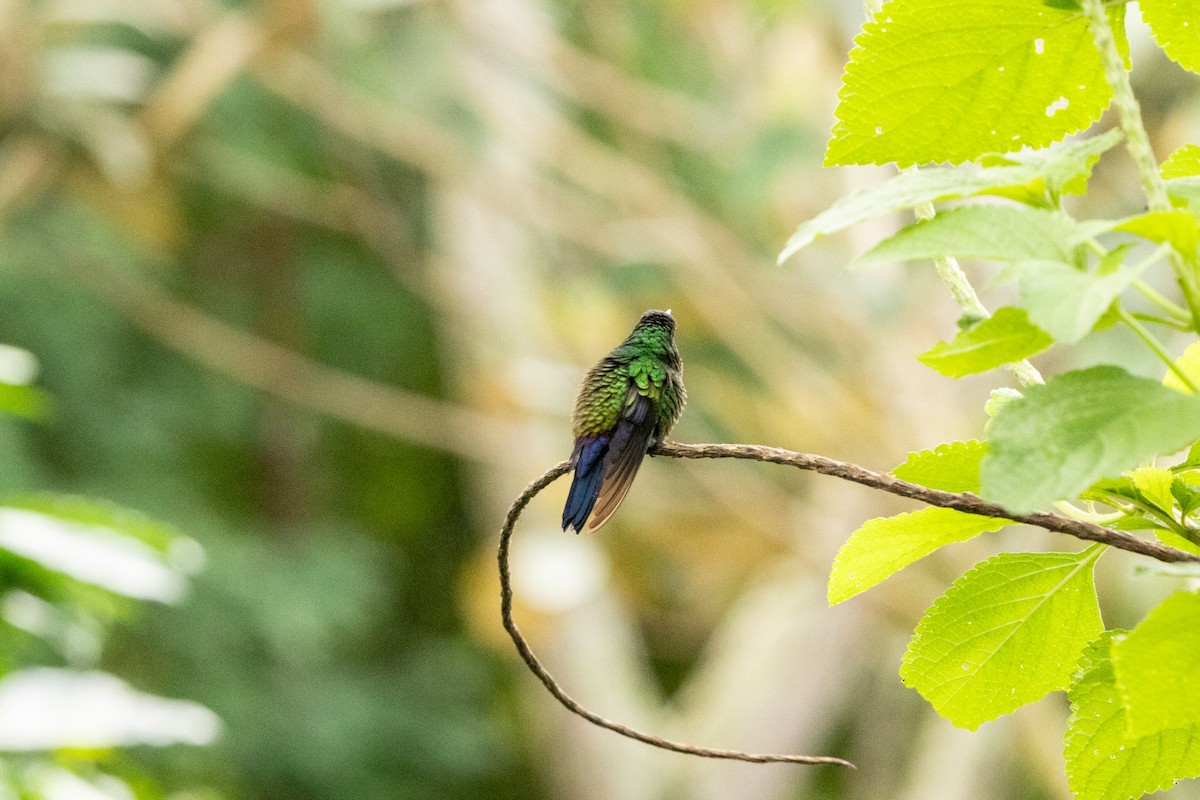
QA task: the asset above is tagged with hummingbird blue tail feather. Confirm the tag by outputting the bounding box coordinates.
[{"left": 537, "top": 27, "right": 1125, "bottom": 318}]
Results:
[{"left": 562, "top": 437, "right": 607, "bottom": 533}]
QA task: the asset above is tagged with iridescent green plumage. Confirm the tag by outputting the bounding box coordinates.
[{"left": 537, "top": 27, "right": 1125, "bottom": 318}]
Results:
[{"left": 562, "top": 310, "right": 685, "bottom": 532}]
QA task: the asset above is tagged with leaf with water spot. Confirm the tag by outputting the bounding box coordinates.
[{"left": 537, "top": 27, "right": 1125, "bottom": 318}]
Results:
[
  {"left": 1065, "top": 631, "right": 1200, "bottom": 800},
  {"left": 1140, "top": 0, "right": 1200, "bottom": 75},
  {"left": 901, "top": 548, "right": 1103, "bottom": 730},
  {"left": 1163, "top": 145, "right": 1200, "bottom": 179},
  {"left": 826, "top": 0, "right": 1126, "bottom": 166},
  {"left": 1113, "top": 590, "right": 1200, "bottom": 738}
]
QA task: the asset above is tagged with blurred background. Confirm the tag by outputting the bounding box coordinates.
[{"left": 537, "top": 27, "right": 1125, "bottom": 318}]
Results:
[{"left": 0, "top": 0, "right": 1198, "bottom": 798}]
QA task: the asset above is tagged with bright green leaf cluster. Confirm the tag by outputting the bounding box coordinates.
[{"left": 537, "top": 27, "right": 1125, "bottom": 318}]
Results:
[
  {"left": 828, "top": 440, "right": 1002, "bottom": 604},
  {"left": 786, "top": 0, "right": 1200, "bottom": 792},
  {"left": 1166, "top": 340, "right": 1200, "bottom": 394},
  {"left": 1127, "top": 467, "right": 1176, "bottom": 515},
  {"left": 1084, "top": 471, "right": 1200, "bottom": 555}
]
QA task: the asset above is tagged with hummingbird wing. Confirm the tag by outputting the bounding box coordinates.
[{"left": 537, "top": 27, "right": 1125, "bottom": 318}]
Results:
[{"left": 587, "top": 390, "right": 656, "bottom": 531}]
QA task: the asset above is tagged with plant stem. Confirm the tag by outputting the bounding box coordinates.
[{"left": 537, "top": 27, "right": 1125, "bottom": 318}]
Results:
[
  {"left": 1054, "top": 500, "right": 1125, "bottom": 526},
  {"left": 912, "top": 198, "right": 1045, "bottom": 387},
  {"left": 1133, "top": 278, "right": 1192, "bottom": 323},
  {"left": 1099, "top": 491, "right": 1193, "bottom": 540},
  {"left": 1115, "top": 304, "right": 1199, "bottom": 393},
  {"left": 1082, "top": 0, "right": 1200, "bottom": 332},
  {"left": 1130, "top": 311, "right": 1192, "bottom": 331}
]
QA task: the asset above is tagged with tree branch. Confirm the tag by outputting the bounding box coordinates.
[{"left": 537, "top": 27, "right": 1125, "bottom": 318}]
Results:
[
  {"left": 499, "top": 440, "right": 1199, "bottom": 768},
  {"left": 653, "top": 442, "right": 1200, "bottom": 563},
  {"left": 498, "top": 461, "right": 856, "bottom": 769}
]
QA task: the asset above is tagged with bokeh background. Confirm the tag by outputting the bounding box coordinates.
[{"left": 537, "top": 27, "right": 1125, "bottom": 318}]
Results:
[{"left": 0, "top": 0, "right": 1199, "bottom": 798}]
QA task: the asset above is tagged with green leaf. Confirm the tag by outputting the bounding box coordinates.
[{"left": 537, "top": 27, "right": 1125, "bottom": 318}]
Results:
[
  {"left": 984, "top": 387, "right": 1023, "bottom": 419},
  {"left": 1165, "top": 340, "right": 1200, "bottom": 395},
  {"left": 0, "top": 497, "right": 200, "bottom": 601},
  {"left": 900, "top": 548, "right": 1103, "bottom": 730},
  {"left": 781, "top": 131, "right": 1122, "bottom": 262},
  {"left": 985, "top": 128, "right": 1124, "bottom": 199},
  {"left": 1065, "top": 632, "right": 1200, "bottom": 800},
  {"left": 779, "top": 165, "right": 1041, "bottom": 261},
  {"left": 981, "top": 366, "right": 1200, "bottom": 513},
  {"left": 1106, "top": 515, "right": 1169, "bottom": 532},
  {"left": 825, "top": 0, "right": 1123, "bottom": 166},
  {"left": 1113, "top": 590, "right": 1200, "bottom": 738},
  {"left": 1163, "top": 145, "right": 1200, "bottom": 180},
  {"left": 1168, "top": 178, "right": 1200, "bottom": 215},
  {"left": 917, "top": 307, "right": 1052, "bottom": 377},
  {"left": 851, "top": 206, "right": 1082, "bottom": 269},
  {"left": 828, "top": 508, "right": 1008, "bottom": 605},
  {"left": 1140, "top": 0, "right": 1200, "bottom": 75},
  {"left": 0, "top": 381, "right": 49, "bottom": 421},
  {"left": 1172, "top": 478, "right": 1200, "bottom": 516},
  {"left": 1128, "top": 466, "right": 1176, "bottom": 513},
  {"left": 1112, "top": 210, "right": 1199, "bottom": 258},
  {"left": 1150, "top": 529, "right": 1200, "bottom": 556},
  {"left": 1134, "top": 562, "right": 1200, "bottom": 579},
  {"left": 1010, "top": 254, "right": 1144, "bottom": 344},
  {"left": 1, "top": 494, "right": 187, "bottom": 554},
  {"left": 892, "top": 440, "right": 987, "bottom": 493}
]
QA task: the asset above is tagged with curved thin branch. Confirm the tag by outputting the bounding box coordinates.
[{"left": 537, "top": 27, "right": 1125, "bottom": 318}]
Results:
[
  {"left": 499, "top": 441, "right": 1200, "bottom": 769},
  {"left": 498, "top": 461, "right": 856, "bottom": 768}
]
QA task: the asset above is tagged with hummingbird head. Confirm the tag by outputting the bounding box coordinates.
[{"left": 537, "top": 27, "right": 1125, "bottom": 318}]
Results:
[{"left": 636, "top": 309, "right": 676, "bottom": 334}]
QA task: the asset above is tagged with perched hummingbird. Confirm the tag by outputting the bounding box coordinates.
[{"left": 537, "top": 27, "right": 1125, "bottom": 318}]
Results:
[{"left": 562, "top": 309, "right": 686, "bottom": 533}]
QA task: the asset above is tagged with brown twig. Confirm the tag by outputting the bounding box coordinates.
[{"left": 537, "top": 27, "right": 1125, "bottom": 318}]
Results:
[
  {"left": 498, "top": 461, "right": 856, "bottom": 768},
  {"left": 653, "top": 442, "right": 1200, "bottom": 563},
  {"left": 498, "top": 441, "right": 1199, "bottom": 770}
]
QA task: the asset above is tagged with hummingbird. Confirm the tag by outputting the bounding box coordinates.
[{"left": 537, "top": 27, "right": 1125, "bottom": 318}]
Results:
[{"left": 562, "top": 309, "right": 686, "bottom": 533}]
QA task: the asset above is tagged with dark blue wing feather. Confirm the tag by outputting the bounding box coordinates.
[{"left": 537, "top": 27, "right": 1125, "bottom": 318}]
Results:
[{"left": 587, "top": 394, "right": 656, "bottom": 530}]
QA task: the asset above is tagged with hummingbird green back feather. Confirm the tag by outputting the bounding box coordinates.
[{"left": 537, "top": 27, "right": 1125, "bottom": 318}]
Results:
[{"left": 562, "top": 310, "right": 685, "bottom": 533}]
